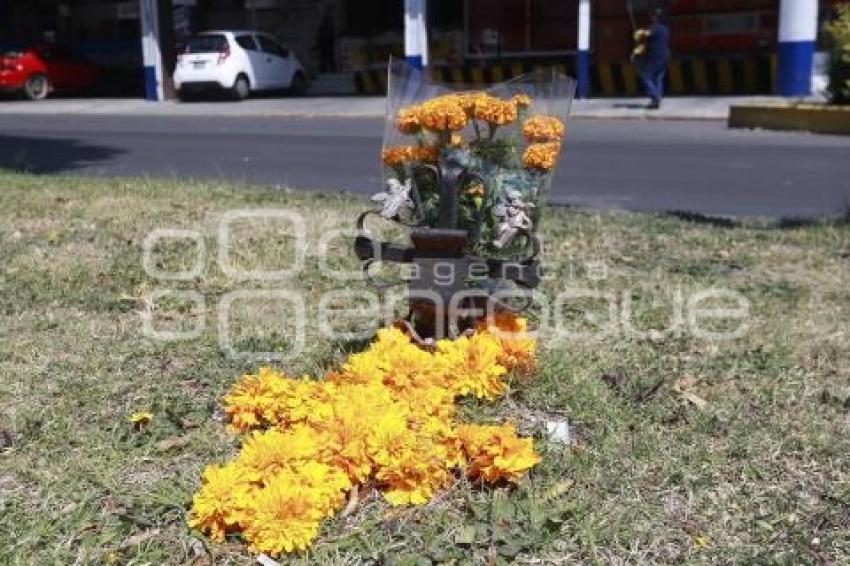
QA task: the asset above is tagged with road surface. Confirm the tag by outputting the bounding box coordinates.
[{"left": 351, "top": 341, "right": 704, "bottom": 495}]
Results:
[{"left": 1, "top": 114, "right": 848, "bottom": 218}]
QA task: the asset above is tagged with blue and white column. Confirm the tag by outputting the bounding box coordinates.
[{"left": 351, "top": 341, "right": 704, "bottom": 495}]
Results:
[
  {"left": 140, "top": 0, "right": 164, "bottom": 101},
  {"left": 576, "top": 0, "right": 591, "bottom": 98},
  {"left": 404, "top": 0, "right": 428, "bottom": 70},
  {"left": 777, "top": 0, "right": 819, "bottom": 97}
]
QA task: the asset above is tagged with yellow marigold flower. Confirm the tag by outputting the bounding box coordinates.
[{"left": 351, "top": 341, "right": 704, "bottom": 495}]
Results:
[
  {"left": 395, "top": 105, "right": 422, "bottom": 134},
  {"left": 473, "top": 97, "right": 517, "bottom": 126},
  {"left": 522, "top": 115, "right": 566, "bottom": 142},
  {"left": 456, "top": 423, "right": 540, "bottom": 483},
  {"left": 436, "top": 332, "right": 508, "bottom": 400},
  {"left": 477, "top": 313, "right": 537, "bottom": 376},
  {"left": 223, "top": 367, "right": 287, "bottom": 433},
  {"left": 236, "top": 426, "right": 326, "bottom": 482},
  {"left": 293, "top": 461, "right": 353, "bottom": 516},
  {"left": 240, "top": 471, "right": 330, "bottom": 556},
  {"left": 310, "top": 382, "right": 399, "bottom": 483},
  {"left": 512, "top": 93, "right": 532, "bottom": 107},
  {"left": 223, "top": 369, "right": 322, "bottom": 433},
  {"left": 128, "top": 412, "right": 153, "bottom": 426},
  {"left": 419, "top": 97, "right": 468, "bottom": 131},
  {"left": 375, "top": 440, "right": 452, "bottom": 506},
  {"left": 522, "top": 141, "right": 561, "bottom": 171},
  {"left": 188, "top": 463, "right": 255, "bottom": 542}
]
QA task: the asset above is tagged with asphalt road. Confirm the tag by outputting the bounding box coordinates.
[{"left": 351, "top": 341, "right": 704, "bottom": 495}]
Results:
[{"left": 2, "top": 114, "right": 848, "bottom": 218}]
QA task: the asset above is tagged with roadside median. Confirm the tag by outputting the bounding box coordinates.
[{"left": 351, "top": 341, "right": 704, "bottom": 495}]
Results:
[{"left": 729, "top": 103, "right": 850, "bottom": 135}]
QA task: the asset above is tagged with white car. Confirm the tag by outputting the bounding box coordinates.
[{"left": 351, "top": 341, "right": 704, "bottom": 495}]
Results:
[{"left": 173, "top": 30, "right": 307, "bottom": 100}]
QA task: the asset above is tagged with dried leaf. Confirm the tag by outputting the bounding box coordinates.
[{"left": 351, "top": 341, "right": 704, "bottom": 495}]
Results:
[
  {"left": 674, "top": 377, "right": 709, "bottom": 408},
  {"left": 543, "top": 479, "right": 574, "bottom": 502},
  {"left": 681, "top": 390, "right": 708, "bottom": 409},
  {"left": 155, "top": 435, "right": 190, "bottom": 452},
  {"left": 121, "top": 528, "right": 160, "bottom": 548},
  {"left": 455, "top": 524, "right": 477, "bottom": 545}
]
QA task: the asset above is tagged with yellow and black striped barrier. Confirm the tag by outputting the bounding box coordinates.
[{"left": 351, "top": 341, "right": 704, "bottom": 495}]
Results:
[{"left": 354, "top": 55, "right": 776, "bottom": 96}]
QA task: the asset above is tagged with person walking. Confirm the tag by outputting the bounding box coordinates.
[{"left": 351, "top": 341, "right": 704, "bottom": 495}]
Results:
[{"left": 634, "top": 8, "right": 670, "bottom": 109}]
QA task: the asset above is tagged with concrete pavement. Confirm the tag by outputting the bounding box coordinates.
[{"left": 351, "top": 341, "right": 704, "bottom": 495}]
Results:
[{"left": 0, "top": 95, "right": 795, "bottom": 121}]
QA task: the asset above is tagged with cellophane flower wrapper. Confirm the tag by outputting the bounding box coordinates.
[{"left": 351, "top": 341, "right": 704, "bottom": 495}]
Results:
[{"left": 379, "top": 58, "right": 575, "bottom": 259}]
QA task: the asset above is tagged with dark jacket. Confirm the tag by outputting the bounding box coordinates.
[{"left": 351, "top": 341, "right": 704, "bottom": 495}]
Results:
[{"left": 643, "top": 22, "right": 670, "bottom": 68}]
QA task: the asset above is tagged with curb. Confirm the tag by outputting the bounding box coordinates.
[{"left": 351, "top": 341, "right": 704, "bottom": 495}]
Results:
[
  {"left": 355, "top": 55, "right": 775, "bottom": 97},
  {"left": 728, "top": 104, "right": 850, "bottom": 135}
]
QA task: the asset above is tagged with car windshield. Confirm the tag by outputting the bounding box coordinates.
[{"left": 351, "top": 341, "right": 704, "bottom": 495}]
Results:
[{"left": 183, "top": 34, "right": 228, "bottom": 54}]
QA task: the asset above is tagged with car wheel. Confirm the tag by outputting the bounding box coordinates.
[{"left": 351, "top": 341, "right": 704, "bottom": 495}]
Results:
[
  {"left": 231, "top": 75, "right": 250, "bottom": 101},
  {"left": 289, "top": 72, "right": 308, "bottom": 96},
  {"left": 24, "top": 73, "right": 50, "bottom": 101}
]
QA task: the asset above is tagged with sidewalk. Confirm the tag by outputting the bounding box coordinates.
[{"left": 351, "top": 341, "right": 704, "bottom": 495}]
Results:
[{"left": 0, "top": 95, "right": 797, "bottom": 121}]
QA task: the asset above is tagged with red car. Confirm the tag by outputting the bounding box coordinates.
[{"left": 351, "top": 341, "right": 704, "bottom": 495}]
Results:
[{"left": 0, "top": 45, "right": 100, "bottom": 100}]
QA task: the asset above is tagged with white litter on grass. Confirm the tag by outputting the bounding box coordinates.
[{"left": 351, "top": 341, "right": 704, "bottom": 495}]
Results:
[
  {"left": 544, "top": 419, "right": 571, "bottom": 445},
  {"left": 257, "top": 554, "right": 281, "bottom": 566}
]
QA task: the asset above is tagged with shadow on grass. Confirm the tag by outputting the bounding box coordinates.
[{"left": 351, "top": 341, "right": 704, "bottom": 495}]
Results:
[
  {"left": 0, "top": 134, "right": 124, "bottom": 174},
  {"left": 663, "top": 207, "right": 850, "bottom": 230},
  {"left": 663, "top": 209, "right": 738, "bottom": 228}
]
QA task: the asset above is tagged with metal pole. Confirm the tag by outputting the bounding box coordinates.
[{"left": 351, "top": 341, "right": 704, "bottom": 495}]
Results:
[
  {"left": 139, "top": 0, "right": 164, "bottom": 101},
  {"left": 777, "top": 0, "right": 818, "bottom": 97},
  {"left": 404, "top": 0, "right": 425, "bottom": 69},
  {"left": 576, "top": 0, "right": 591, "bottom": 98}
]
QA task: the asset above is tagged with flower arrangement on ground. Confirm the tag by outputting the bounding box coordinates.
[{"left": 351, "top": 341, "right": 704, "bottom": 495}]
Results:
[{"left": 188, "top": 314, "right": 539, "bottom": 557}]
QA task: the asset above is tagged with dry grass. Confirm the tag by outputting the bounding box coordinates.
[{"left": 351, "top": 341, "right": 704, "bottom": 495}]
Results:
[{"left": 0, "top": 172, "right": 848, "bottom": 564}]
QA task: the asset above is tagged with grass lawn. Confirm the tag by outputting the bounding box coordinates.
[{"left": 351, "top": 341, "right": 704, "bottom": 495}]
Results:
[{"left": 0, "top": 171, "right": 848, "bottom": 564}]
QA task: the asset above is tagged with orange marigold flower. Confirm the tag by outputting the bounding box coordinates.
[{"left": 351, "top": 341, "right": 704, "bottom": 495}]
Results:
[
  {"left": 419, "top": 97, "right": 468, "bottom": 131},
  {"left": 381, "top": 145, "right": 438, "bottom": 166},
  {"left": 522, "top": 141, "right": 561, "bottom": 171},
  {"left": 477, "top": 313, "right": 537, "bottom": 377},
  {"left": 381, "top": 145, "right": 413, "bottom": 166},
  {"left": 455, "top": 91, "right": 489, "bottom": 115},
  {"left": 456, "top": 423, "right": 541, "bottom": 483},
  {"left": 187, "top": 463, "right": 255, "bottom": 542},
  {"left": 417, "top": 145, "right": 440, "bottom": 162},
  {"left": 395, "top": 105, "right": 422, "bottom": 134},
  {"left": 522, "top": 115, "right": 565, "bottom": 142},
  {"left": 473, "top": 97, "right": 517, "bottom": 125}
]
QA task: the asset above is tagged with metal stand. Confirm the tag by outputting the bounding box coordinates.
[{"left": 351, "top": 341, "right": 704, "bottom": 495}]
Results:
[{"left": 355, "top": 158, "right": 542, "bottom": 341}]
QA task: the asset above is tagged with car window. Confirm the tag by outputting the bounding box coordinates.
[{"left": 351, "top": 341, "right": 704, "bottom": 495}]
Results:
[
  {"left": 184, "top": 34, "right": 228, "bottom": 54},
  {"left": 235, "top": 35, "right": 258, "bottom": 51},
  {"left": 257, "top": 36, "right": 288, "bottom": 58},
  {"left": 42, "top": 46, "right": 84, "bottom": 62}
]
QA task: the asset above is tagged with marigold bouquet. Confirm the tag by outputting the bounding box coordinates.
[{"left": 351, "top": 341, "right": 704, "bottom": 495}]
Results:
[{"left": 373, "top": 60, "right": 575, "bottom": 259}]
